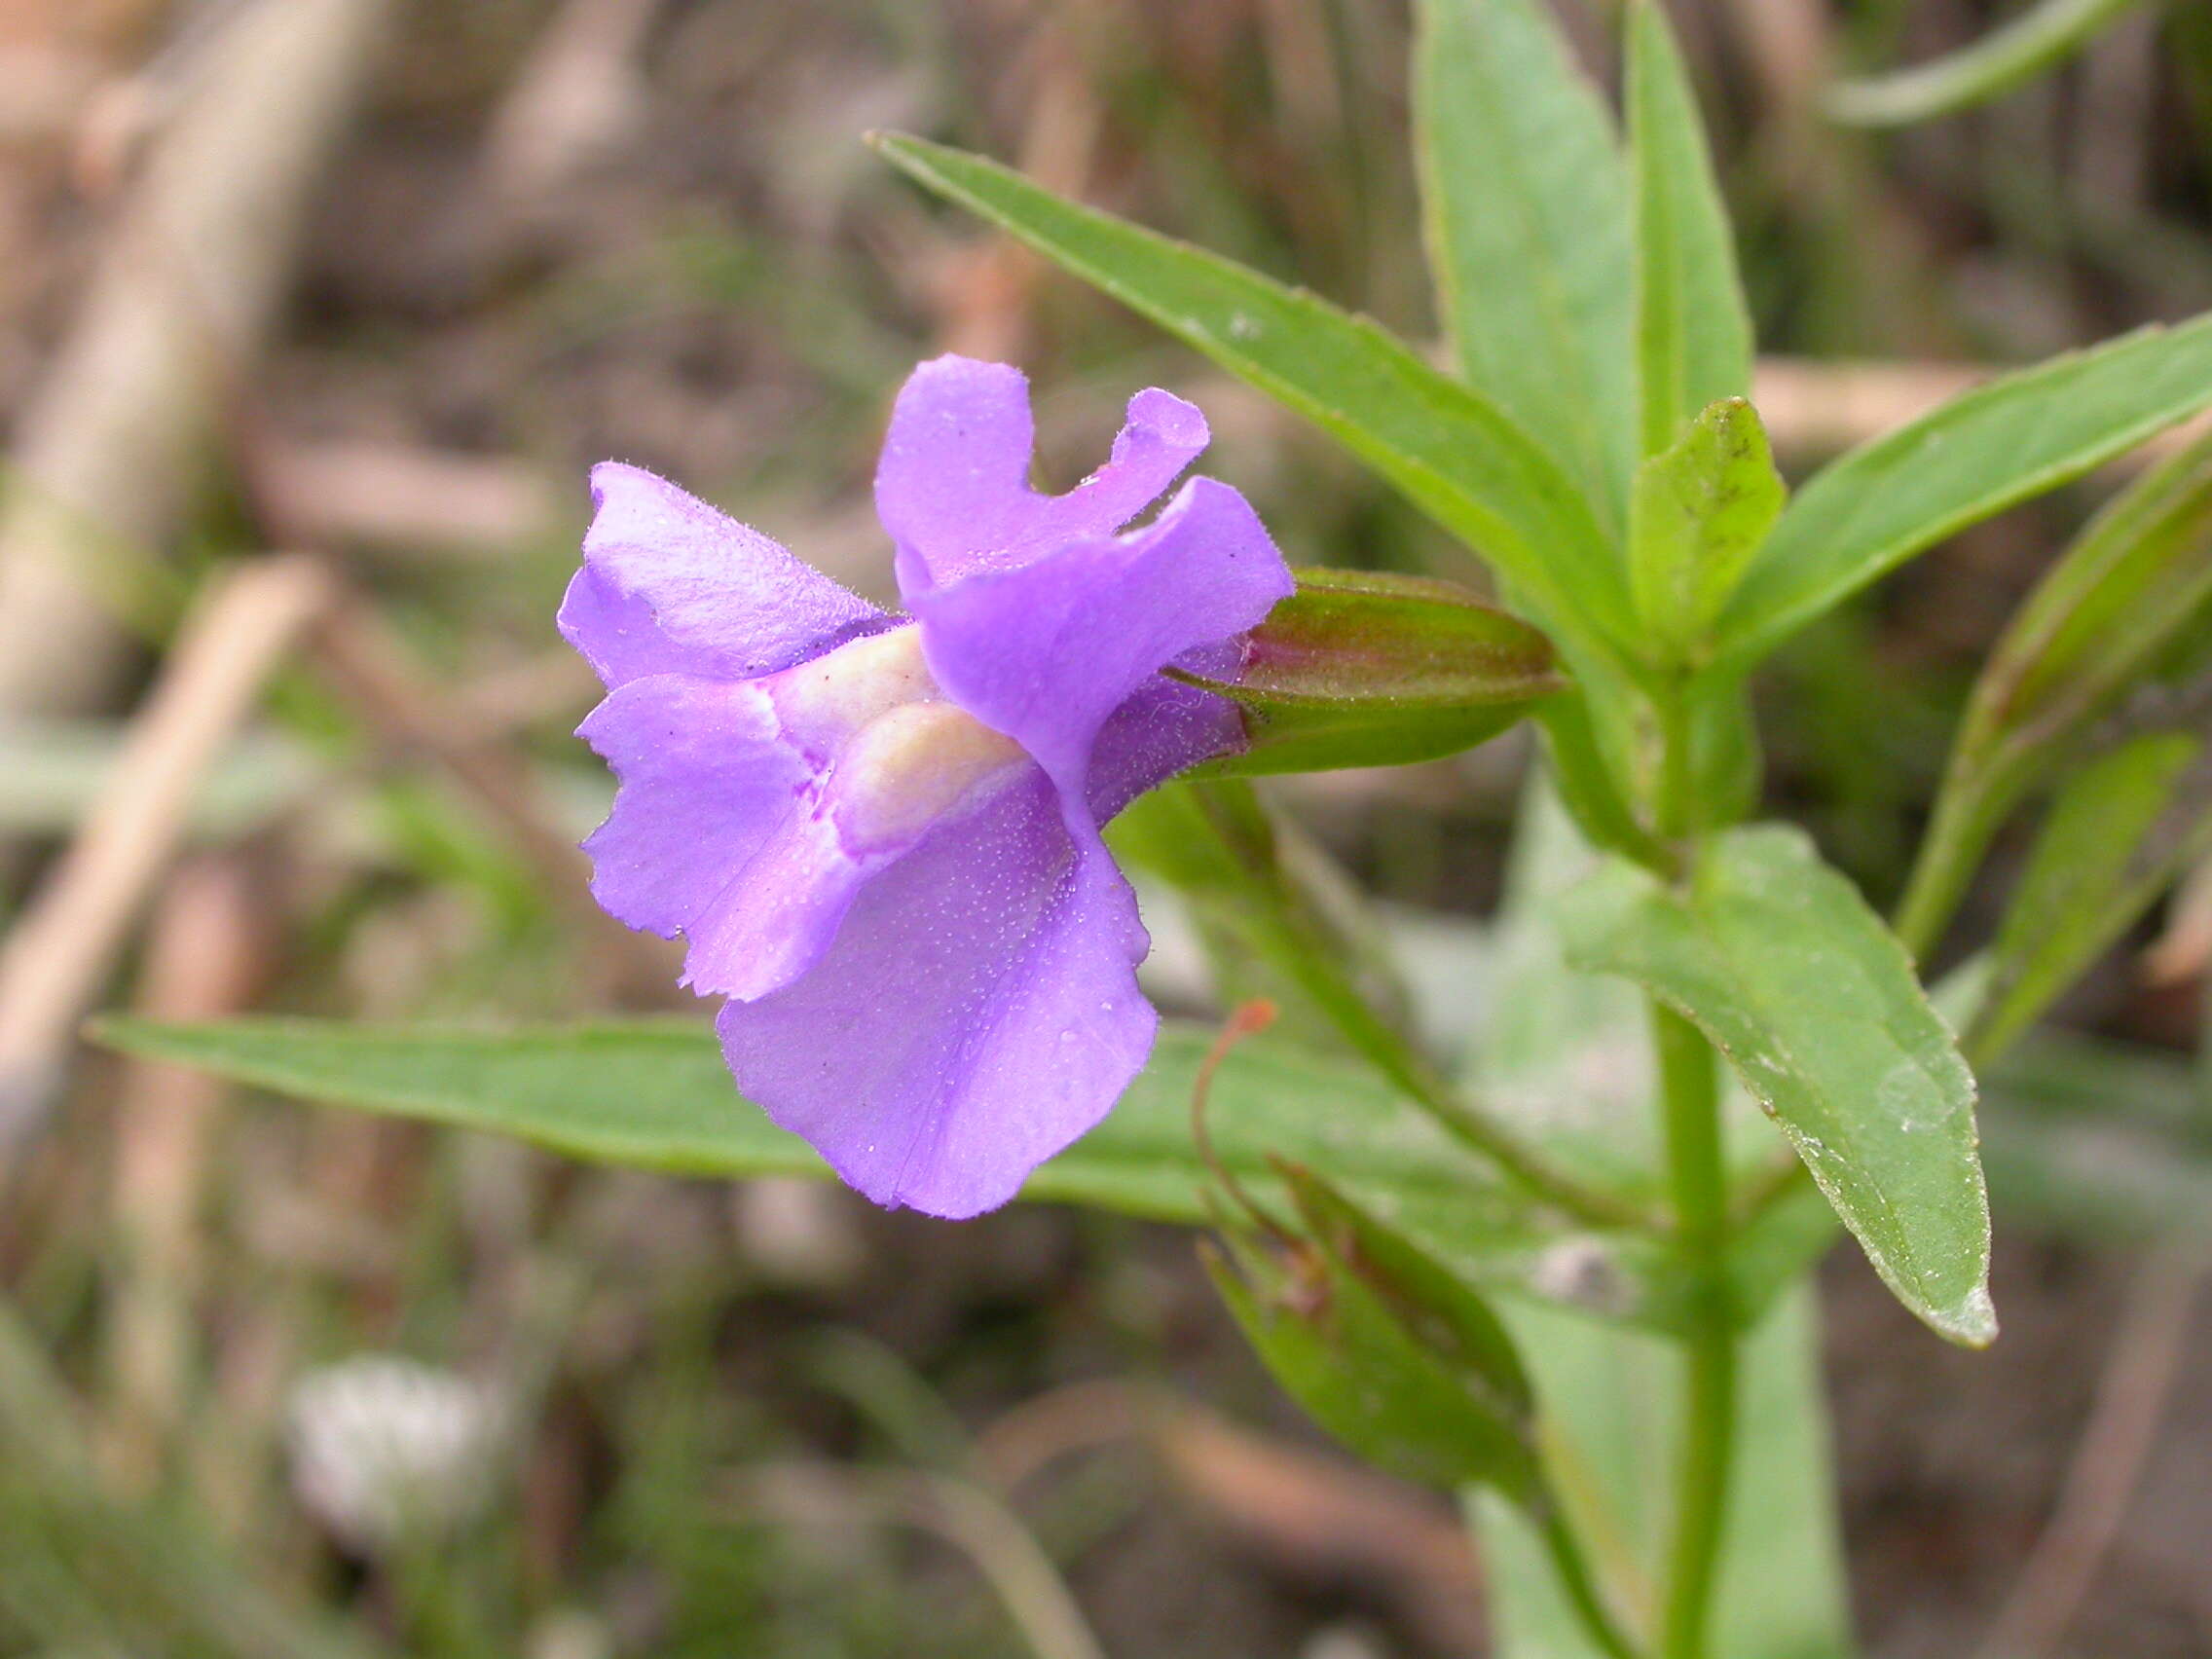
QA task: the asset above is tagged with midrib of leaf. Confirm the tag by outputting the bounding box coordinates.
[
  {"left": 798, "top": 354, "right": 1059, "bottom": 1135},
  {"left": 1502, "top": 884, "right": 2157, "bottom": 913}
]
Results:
[{"left": 1627, "top": 0, "right": 1752, "bottom": 461}]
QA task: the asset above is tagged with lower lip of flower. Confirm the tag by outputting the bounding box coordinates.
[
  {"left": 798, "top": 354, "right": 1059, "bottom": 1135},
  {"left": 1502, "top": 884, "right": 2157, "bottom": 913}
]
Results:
[
  {"left": 768, "top": 623, "right": 1029, "bottom": 852},
  {"left": 832, "top": 698, "right": 1027, "bottom": 848}
]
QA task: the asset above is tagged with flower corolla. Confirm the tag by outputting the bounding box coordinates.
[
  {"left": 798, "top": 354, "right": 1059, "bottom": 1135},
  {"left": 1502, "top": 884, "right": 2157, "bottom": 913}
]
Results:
[{"left": 562, "top": 355, "right": 1290, "bottom": 1216}]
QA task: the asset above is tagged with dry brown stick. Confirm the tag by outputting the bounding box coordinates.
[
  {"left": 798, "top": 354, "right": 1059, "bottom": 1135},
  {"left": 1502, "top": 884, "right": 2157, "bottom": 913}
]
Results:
[
  {"left": 477, "top": 0, "right": 671, "bottom": 205},
  {"left": 100, "top": 851, "right": 270, "bottom": 1493},
  {"left": 0, "top": 0, "right": 392, "bottom": 727},
  {"left": 935, "top": 15, "right": 1101, "bottom": 363},
  {"left": 1972, "top": 1247, "right": 2210, "bottom": 1659},
  {"left": 1752, "top": 356, "right": 2211, "bottom": 467},
  {"left": 1752, "top": 357, "right": 1991, "bottom": 458},
  {"left": 1717, "top": 0, "right": 1828, "bottom": 129},
  {"left": 0, "top": 554, "right": 333, "bottom": 1153},
  {"left": 253, "top": 438, "right": 557, "bottom": 558},
  {"left": 2142, "top": 855, "right": 2212, "bottom": 987}
]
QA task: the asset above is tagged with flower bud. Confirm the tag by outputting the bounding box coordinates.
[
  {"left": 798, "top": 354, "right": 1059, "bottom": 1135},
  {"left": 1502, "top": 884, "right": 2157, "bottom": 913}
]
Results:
[
  {"left": 1178, "top": 570, "right": 1564, "bottom": 776},
  {"left": 1202, "top": 1161, "right": 1541, "bottom": 1499}
]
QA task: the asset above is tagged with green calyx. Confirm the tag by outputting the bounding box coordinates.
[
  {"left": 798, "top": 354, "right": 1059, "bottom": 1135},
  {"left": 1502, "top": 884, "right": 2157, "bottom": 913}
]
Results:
[{"left": 1177, "top": 568, "right": 1564, "bottom": 777}]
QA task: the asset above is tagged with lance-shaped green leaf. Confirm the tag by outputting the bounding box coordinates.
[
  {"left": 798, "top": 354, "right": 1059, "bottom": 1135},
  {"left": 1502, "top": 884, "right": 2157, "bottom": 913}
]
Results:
[
  {"left": 94, "top": 1014, "right": 1743, "bottom": 1330},
  {"left": 1414, "top": 0, "right": 1635, "bottom": 523},
  {"left": 1899, "top": 425, "right": 2212, "bottom": 954},
  {"left": 1178, "top": 569, "right": 1563, "bottom": 776},
  {"left": 1630, "top": 398, "right": 1785, "bottom": 663},
  {"left": 1204, "top": 1166, "right": 1542, "bottom": 1501},
  {"left": 1628, "top": 0, "right": 1754, "bottom": 460},
  {"left": 1972, "top": 731, "right": 2212, "bottom": 1065},
  {"left": 1558, "top": 826, "right": 1996, "bottom": 1346},
  {"left": 1714, "top": 312, "right": 2212, "bottom": 670},
  {"left": 98, "top": 1012, "right": 1836, "bottom": 1339},
  {"left": 1826, "top": 0, "right": 2149, "bottom": 129},
  {"left": 870, "top": 132, "right": 1635, "bottom": 669}
]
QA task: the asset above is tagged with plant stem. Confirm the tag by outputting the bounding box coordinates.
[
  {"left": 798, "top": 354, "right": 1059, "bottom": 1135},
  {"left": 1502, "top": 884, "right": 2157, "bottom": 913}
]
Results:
[
  {"left": 1653, "top": 1002, "right": 1736, "bottom": 1659},
  {"left": 1893, "top": 785, "right": 2006, "bottom": 963},
  {"left": 1654, "top": 678, "right": 1700, "bottom": 843},
  {"left": 1312, "top": 961, "right": 1659, "bottom": 1233},
  {"left": 1395, "top": 1051, "right": 1660, "bottom": 1233},
  {"left": 1535, "top": 1496, "right": 1647, "bottom": 1659}
]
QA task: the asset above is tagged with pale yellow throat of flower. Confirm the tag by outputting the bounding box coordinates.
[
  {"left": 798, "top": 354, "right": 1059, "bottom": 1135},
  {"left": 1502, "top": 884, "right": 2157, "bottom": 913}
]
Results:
[{"left": 773, "top": 624, "right": 1029, "bottom": 848}]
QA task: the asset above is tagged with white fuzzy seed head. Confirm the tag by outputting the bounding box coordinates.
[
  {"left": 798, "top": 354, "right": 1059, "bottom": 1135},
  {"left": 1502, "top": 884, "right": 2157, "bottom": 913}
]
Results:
[{"left": 286, "top": 1355, "right": 506, "bottom": 1553}]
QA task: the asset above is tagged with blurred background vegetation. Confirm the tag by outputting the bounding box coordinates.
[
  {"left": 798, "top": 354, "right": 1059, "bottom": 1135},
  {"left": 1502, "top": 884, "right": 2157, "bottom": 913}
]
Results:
[{"left": 0, "top": 0, "right": 2209, "bottom": 1654}]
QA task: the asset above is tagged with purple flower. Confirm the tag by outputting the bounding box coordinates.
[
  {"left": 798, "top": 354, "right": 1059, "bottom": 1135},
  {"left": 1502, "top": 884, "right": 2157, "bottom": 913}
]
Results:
[{"left": 560, "top": 356, "right": 1292, "bottom": 1218}]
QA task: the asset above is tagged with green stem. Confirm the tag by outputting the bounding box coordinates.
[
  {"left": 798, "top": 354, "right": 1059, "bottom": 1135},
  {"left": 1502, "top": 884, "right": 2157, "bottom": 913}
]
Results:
[
  {"left": 1654, "top": 679, "right": 1699, "bottom": 843},
  {"left": 1899, "top": 781, "right": 2037, "bottom": 1067},
  {"left": 1534, "top": 1497, "right": 1647, "bottom": 1659},
  {"left": 1893, "top": 784, "right": 2007, "bottom": 962},
  {"left": 1652, "top": 1002, "right": 1736, "bottom": 1659},
  {"left": 1368, "top": 1031, "right": 1660, "bottom": 1234},
  {"left": 1279, "top": 912, "right": 1657, "bottom": 1232}
]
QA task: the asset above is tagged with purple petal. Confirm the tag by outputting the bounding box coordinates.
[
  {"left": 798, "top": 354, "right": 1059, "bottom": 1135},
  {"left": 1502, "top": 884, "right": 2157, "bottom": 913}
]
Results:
[
  {"left": 561, "top": 462, "right": 888, "bottom": 689},
  {"left": 1086, "top": 677, "right": 1246, "bottom": 822},
  {"left": 907, "top": 475, "right": 1292, "bottom": 807},
  {"left": 717, "top": 770, "right": 1155, "bottom": 1218},
  {"left": 575, "top": 674, "right": 811, "bottom": 954},
  {"left": 573, "top": 671, "right": 868, "bottom": 1003},
  {"left": 875, "top": 356, "right": 1209, "bottom": 594}
]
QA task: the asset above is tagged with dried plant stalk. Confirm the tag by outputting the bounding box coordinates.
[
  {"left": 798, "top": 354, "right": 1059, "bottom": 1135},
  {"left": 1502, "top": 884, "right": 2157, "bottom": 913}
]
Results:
[
  {"left": 0, "top": 0, "right": 390, "bottom": 724},
  {"left": 0, "top": 554, "right": 331, "bottom": 1152}
]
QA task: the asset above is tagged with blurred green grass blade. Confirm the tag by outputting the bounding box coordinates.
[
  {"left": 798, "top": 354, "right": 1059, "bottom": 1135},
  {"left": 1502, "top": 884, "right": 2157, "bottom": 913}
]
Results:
[
  {"left": 0, "top": 719, "right": 321, "bottom": 837},
  {"left": 1559, "top": 826, "right": 1995, "bottom": 1346},
  {"left": 870, "top": 131, "right": 1634, "bottom": 666},
  {"left": 1715, "top": 313, "right": 2212, "bottom": 670},
  {"left": 1413, "top": 0, "right": 1635, "bottom": 525},
  {"left": 1981, "top": 1030, "right": 2212, "bottom": 1242},
  {"left": 1629, "top": 398, "right": 1784, "bottom": 662},
  {"left": 1627, "top": 0, "right": 1755, "bottom": 460},
  {"left": 1474, "top": 1285, "right": 1853, "bottom": 1659},
  {"left": 1972, "top": 733, "right": 2212, "bottom": 1064},
  {"left": 1826, "top": 0, "right": 2149, "bottom": 129},
  {"left": 1899, "top": 425, "right": 2212, "bottom": 956},
  {"left": 0, "top": 1303, "right": 387, "bottom": 1659}
]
